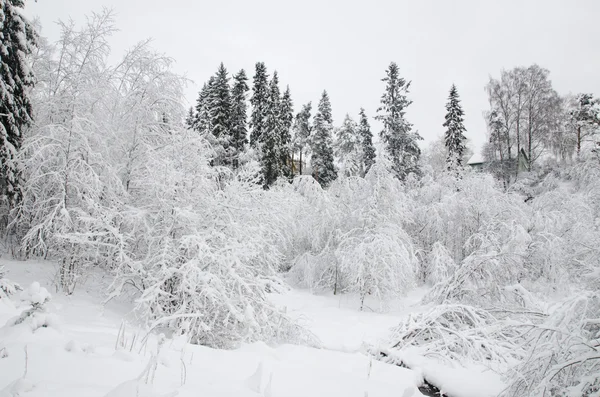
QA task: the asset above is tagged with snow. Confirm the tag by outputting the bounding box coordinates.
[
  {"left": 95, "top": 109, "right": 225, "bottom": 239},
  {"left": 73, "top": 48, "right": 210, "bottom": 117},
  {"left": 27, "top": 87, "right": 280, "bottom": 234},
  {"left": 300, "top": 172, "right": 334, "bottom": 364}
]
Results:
[
  {"left": 0, "top": 259, "right": 505, "bottom": 397},
  {"left": 466, "top": 152, "right": 484, "bottom": 165}
]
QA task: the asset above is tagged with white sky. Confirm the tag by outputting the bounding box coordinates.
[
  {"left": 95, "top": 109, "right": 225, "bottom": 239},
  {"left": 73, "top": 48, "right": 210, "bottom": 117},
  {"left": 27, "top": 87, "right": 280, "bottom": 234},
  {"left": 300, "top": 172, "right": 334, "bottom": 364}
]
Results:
[{"left": 24, "top": 0, "right": 600, "bottom": 151}]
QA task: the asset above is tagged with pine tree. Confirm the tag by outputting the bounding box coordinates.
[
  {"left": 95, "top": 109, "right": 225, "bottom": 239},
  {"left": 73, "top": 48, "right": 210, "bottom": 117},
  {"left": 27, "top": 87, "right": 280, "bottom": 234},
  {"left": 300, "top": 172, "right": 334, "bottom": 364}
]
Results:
[
  {"left": 0, "top": 0, "right": 37, "bottom": 207},
  {"left": 292, "top": 102, "right": 312, "bottom": 175},
  {"left": 375, "top": 62, "right": 422, "bottom": 180},
  {"left": 230, "top": 69, "right": 249, "bottom": 168},
  {"left": 358, "top": 108, "right": 376, "bottom": 176},
  {"left": 250, "top": 62, "right": 269, "bottom": 148},
  {"left": 443, "top": 84, "right": 467, "bottom": 172},
  {"left": 335, "top": 114, "right": 361, "bottom": 177},
  {"left": 311, "top": 91, "right": 337, "bottom": 187},
  {"left": 261, "top": 71, "right": 282, "bottom": 187},
  {"left": 279, "top": 86, "right": 294, "bottom": 179}
]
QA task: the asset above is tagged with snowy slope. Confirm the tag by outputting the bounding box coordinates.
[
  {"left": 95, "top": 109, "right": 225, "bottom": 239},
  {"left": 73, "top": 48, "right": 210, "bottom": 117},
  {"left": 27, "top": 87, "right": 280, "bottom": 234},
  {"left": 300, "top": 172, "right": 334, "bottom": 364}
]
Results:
[
  {"left": 0, "top": 259, "right": 423, "bottom": 397},
  {"left": 0, "top": 259, "right": 505, "bottom": 397}
]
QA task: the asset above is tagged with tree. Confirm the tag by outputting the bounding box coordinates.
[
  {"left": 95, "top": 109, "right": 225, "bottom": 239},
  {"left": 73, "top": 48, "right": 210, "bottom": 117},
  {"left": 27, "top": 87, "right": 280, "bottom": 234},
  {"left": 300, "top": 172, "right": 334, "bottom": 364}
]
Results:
[
  {"left": 292, "top": 102, "right": 312, "bottom": 175},
  {"left": 280, "top": 86, "right": 294, "bottom": 179},
  {"left": 485, "top": 65, "right": 561, "bottom": 175},
  {"left": 230, "top": 69, "right": 249, "bottom": 168},
  {"left": 334, "top": 114, "right": 361, "bottom": 177},
  {"left": 358, "top": 108, "right": 376, "bottom": 176},
  {"left": 208, "top": 63, "right": 232, "bottom": 166},
  {"left": 193, "top": 79, "right": 213, "bottom": 135},
  {"left": 250, "top": 62, "right": 269, "bottom": 148},
  {"left": 375, "top": 62, "right": 422, "bottom": 180},
  {"left": 260, "top": 71, "right": 282, "bottom": 187},
  {"left": 185, "top": 106, "right": 195, "bottom": 129},
  {"left": 443, "top": 84, "right": 467, "bottom": 173},
  {"left": 311, "top": 91, "right": 337, "bottom": 187},
  {"left": 0, "top": 0, "right": 37, "bottom": 208},
  {"left": 569, "top": 93, "right": 600, "bottom": 156}
]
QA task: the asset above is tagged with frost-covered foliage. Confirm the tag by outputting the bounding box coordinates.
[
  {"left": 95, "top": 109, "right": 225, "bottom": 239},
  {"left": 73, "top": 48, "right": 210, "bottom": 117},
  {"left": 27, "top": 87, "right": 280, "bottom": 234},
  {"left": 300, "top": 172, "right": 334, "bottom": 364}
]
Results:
[
  {"left": 0, "top": 265, "right": 21, "bottom": 298},
  {"left": 289, "top": 161, "right": 418, "bottom": 308},
  {"left": 387, "top": 157, "right": 600, "bottom": 395},
  {"left": 4, "top": 281, "right": 57, "bottom": 331},
  {"left": 12, "top": 12, "right": 319, "bottom": 348},
  {"left": 390, "top": 304, "right": 525, "bottom": 366}
]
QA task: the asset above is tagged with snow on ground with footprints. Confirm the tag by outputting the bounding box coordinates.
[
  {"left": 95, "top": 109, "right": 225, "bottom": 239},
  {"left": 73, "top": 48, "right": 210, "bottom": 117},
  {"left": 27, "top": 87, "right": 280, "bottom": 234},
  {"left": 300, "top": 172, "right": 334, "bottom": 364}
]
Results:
[{"left": 0, "top": 259, "right": 504, "bottom": 397}]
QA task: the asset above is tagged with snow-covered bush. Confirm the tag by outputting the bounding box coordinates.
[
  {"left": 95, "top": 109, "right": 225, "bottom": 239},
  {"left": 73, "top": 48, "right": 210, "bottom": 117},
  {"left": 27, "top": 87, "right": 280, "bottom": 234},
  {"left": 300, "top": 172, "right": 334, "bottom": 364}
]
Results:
[
  {"left": 502, "top": 292, "right": 600, "bottom": 397},
  {"left": 0, "top": 266, "right": 21, "bottom": 298},
  {"left": 389, "top": 304, "right": 526, "bottom": 366},
  {"left": 4, "top": 282, "right": 57, "bottom": 331},
  {"left": 105, "top": 129, "right": 317, "bottom": 348},
  {"left": 289, "top": 163, "right": 418, "bottom": 307}
]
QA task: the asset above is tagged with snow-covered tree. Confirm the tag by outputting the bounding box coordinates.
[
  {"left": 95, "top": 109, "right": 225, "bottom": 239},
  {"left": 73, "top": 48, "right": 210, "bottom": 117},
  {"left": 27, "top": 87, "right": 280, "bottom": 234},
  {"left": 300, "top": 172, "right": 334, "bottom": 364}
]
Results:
[
  {"left": 375, "top": 62, "right": 422, "bottom": 180},
  {"left": 193, "top": 79, "right": 213, "bottom": 135},
  {"left": 0, "top": 0, "right": 37, "bottom": 208},
  {"left": 291, "top": 102, "right": 312, "bottom": 175},
  {"left": 185, "top": 106, "right": 195, "bottom": 129},
  {"left": 334, "top": 114, "right": 361, "bottom": 177},
  {"left": 279, "top": 86, "right": 293, "bottom": 179},
  {"left": 310, "top": 91, "right": 337, "bottom": 187},
  {"left": 569, "top": 93, "right": 600, "bottom": 156},
  {"left": 260, "top": 71, "right": 282, "bottom": 187},
  {"left": 208, "top": 63, "right": 232, "bottom": 166},
  {"left": 230, "top": 69, "right": 249, "bottom": 168},
  {"left": 358, "top": 108, "right": 376, "bottom": 176},
  {"left": 250, "top": 62, "right": 269, "bottom": 148},
  {"left": 443, "top": 84, "right": 467, "bottom": 173}
]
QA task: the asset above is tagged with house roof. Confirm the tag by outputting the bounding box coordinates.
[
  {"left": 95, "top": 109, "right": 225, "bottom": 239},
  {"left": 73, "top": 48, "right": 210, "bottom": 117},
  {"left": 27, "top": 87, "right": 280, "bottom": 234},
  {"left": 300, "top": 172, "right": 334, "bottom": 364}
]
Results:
[{"left": 467, "top": 152, "right": 484, "bottom": 165}]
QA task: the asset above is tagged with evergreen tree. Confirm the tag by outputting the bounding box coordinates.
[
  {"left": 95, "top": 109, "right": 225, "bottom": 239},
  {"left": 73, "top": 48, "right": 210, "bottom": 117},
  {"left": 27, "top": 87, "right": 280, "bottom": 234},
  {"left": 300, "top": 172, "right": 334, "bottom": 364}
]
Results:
[
  {"left": 261, "top": 71, "right": 282, "bottom": 187},
  {"left": 358, "top": 108, "right": 376, "bottom": 176},
  {"left": 250, "top": 62, "right": 269, "bottom": 148},
  {"left": 335, "top": 114, "right": 361, "bottom": 177},
  {"left": 443, "top": 84, "right": 467, "bottom": 172},
  {"left": 279, "top": 86, "right": 294, "bottom": 179},
  {"left": 0, "top": 0, "right": 36, "bottom": 206},
  {"left": 185, "top": 106, "right": 195, "bottom": 129},
  {"left": 375, "top": 62, "right": 422, "bottom": 180},
  {"left": 292, "top": 102, "right": 312, "bottom": 175},
  {"left": 311, "top": 91, "right": 337, "bottom": 187},
  {"left": 230, "top": 69, "right": 249, "bottom": 168},
  {"left": 193, "top": 79, "right": 213, "bottom": 135},
  {"left": 207, "top": 63, "right": 232, "bottom": 166}
]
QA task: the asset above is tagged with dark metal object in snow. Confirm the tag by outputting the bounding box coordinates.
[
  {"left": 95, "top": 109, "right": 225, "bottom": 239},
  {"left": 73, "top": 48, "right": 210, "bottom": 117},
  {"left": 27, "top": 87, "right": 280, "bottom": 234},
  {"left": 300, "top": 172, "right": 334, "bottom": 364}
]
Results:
[{"left": 373, "top": 350, "right": 449, "bottom": 397}]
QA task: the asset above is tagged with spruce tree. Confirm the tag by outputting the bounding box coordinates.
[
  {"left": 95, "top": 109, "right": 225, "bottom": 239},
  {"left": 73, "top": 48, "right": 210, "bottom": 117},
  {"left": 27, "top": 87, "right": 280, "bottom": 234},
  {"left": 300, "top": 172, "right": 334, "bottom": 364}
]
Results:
[
  {"left": 358, "top": 108, "right": 376, "bottom": 176},
  {"left": 250, "top": 62, "right": 269, "bottom": 148},
  {"left": 443, "top": 84, "right": 467, "bottom": 172},
  {"left": 311, "top": 91, "right": 337, "bottom": 187},
  {"left": 261, "top": 71, "right": 282, "bottom": 187},
  {"left": 185, "top": 106, "right": 195, "bottom": 129},
  {"left": 230, "top": 69, "right": 249, "bottom": 168},
  {"left": 292, "top": 102, "right": 312, "bottom": 175},
  {"left": 279, "top": 86, "right": 294, "bottom": 179},
  {"left": 193, "top": 79, "right": 213, "bottom": 135},
  {"left": 375, "top": 62, "right": 422, "bottom": 180},
  {"left": 335, "top": 114, "right": 361, "bottom": 177},
  {"left": 0, "top": 0, "right": 36, "bottom": 206},
  {"left": 207, "top": 63, "right": 232, "bottom": 166}
]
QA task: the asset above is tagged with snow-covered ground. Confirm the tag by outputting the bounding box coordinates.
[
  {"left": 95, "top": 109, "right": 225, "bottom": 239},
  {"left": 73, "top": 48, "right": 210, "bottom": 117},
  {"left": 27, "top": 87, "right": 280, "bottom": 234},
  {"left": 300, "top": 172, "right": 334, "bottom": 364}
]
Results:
[{"left": 0, "top": 260, "right": 504, "bottom": 397}]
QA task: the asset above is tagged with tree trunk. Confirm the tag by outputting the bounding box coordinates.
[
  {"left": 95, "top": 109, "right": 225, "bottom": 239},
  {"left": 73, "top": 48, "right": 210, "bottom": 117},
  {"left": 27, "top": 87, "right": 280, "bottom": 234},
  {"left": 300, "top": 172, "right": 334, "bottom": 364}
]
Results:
[
  {"left": 299, "top": 150, "right": 303, "bottom": 175},
  {"left": 577, "top": 126, "right": 581, "bottom": 156}
]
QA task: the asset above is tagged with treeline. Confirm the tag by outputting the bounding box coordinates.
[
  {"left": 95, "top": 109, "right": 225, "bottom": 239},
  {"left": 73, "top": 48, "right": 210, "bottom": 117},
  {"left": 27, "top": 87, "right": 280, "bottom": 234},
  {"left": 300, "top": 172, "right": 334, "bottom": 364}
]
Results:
[{"left": 184, "top": 61, "right": 470, "bottom": 188}]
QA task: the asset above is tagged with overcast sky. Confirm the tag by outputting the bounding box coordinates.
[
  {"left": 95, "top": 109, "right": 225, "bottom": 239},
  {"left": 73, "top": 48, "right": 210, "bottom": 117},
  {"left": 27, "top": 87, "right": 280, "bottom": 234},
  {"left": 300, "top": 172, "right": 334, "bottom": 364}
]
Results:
[{"left": 24, "top": 0, "right": 600, "bottom": 152}]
